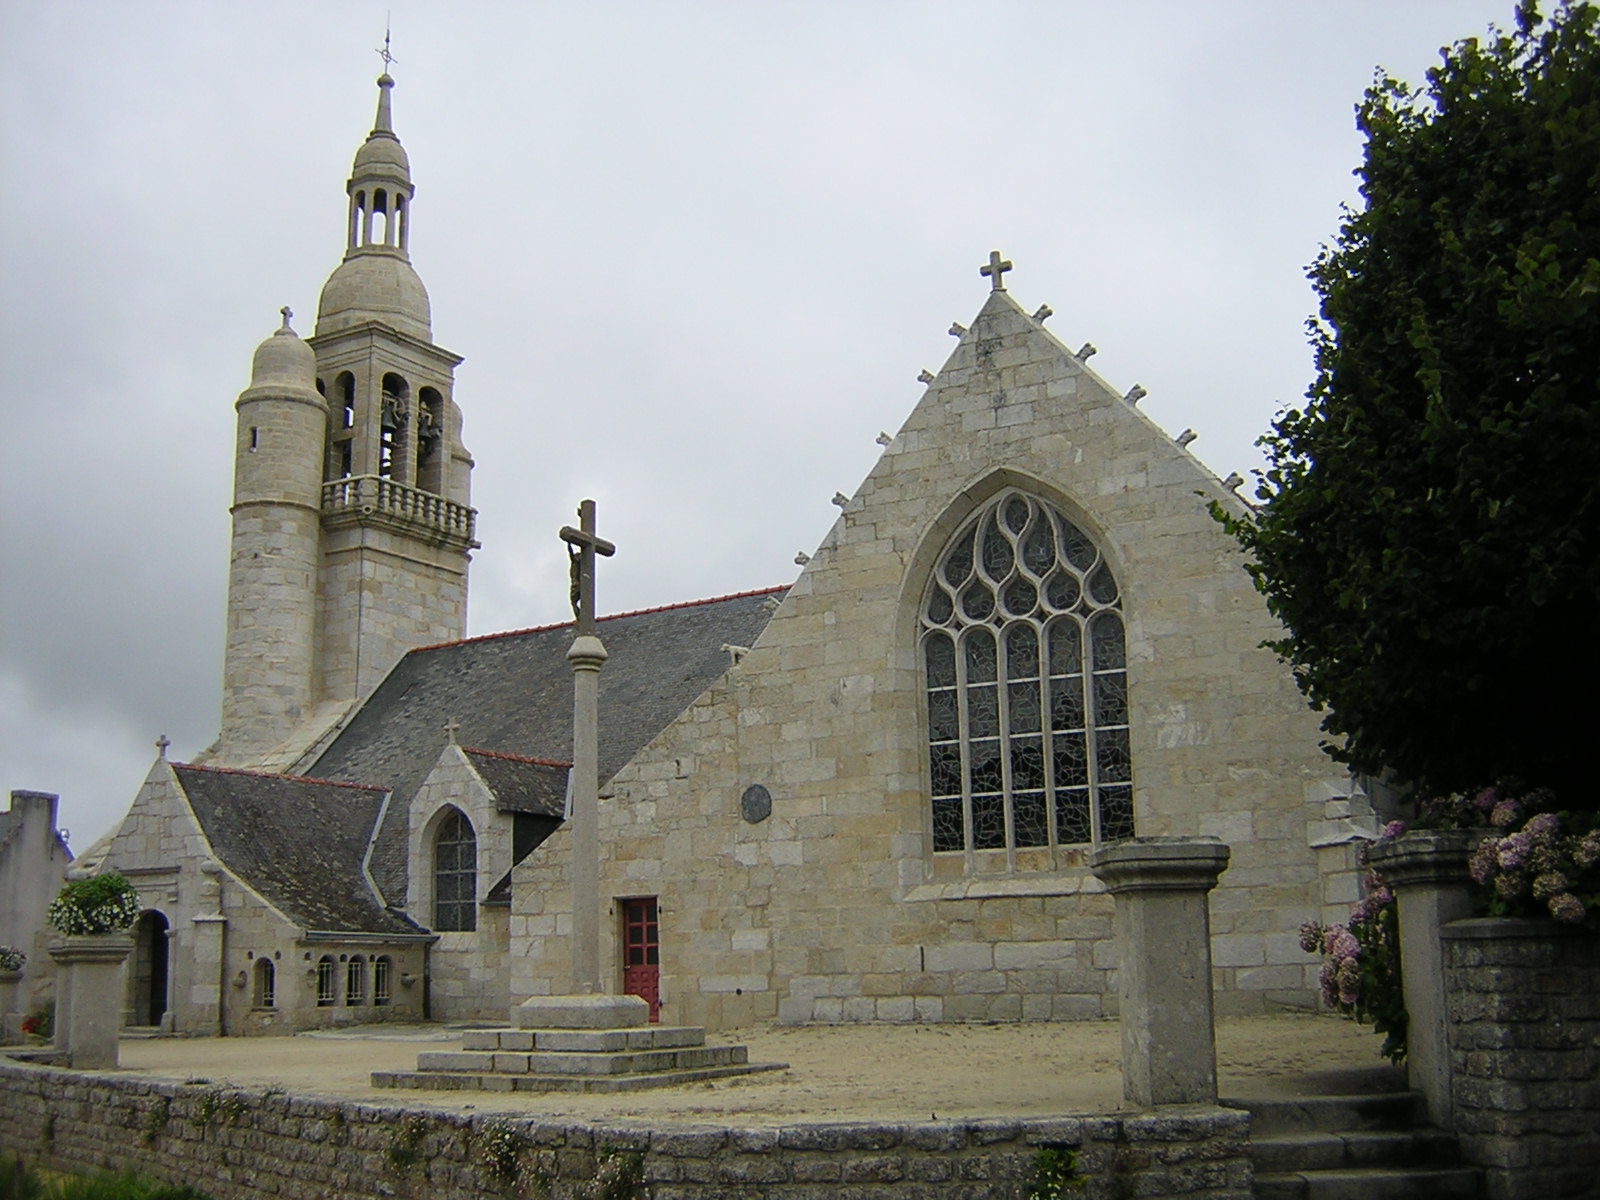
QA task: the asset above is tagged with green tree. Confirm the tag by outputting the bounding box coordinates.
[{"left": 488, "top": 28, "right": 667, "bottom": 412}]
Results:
[{"left": 1220, "top": 2, "right": 1600, "bottom": 804}]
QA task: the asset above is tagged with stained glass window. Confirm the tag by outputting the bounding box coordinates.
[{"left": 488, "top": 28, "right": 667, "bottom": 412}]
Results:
[{"left": 921, "top": 490, "right": 1132, "bottom": 854}]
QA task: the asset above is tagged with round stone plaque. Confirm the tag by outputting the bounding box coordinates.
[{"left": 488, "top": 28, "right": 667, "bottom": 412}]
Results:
[{"left": 740, "top": 784, "right": 772, "bottom": 824}]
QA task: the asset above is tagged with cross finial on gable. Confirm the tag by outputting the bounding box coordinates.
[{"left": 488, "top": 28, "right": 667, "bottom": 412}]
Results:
[
  {"left": 156, "top": 733, "right": 171, "bottom": 760},
  {"left": 444, "top": 718, "right": 460, "bottom": 745},
  {"left": 279, "top": 306, "right": 293, "bottom": 330},
  {"left": 980, "top": 250, "right": 1013, "bottom": 292}
]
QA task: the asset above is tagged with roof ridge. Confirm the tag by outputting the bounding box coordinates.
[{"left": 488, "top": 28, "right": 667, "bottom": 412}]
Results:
[
  {"left": 173, "top": 761, "right": 388, "bottom": 792},
  {"left": 410, "top": 583, "right": 791, "bottom": 654},
  {"left": 461, "top": 747, "right": 573, "bottom": 769}
]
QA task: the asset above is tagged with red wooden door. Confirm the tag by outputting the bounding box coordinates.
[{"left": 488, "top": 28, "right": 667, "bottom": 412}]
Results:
[{"left": 621, "top": 896, "right": 660, "bottom": 1022}]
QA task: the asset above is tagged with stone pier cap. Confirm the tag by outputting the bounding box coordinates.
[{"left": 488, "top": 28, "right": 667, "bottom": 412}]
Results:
[
  {"left": 513, "top": 993, "right": 649, "bottom": 1030},
  {"left": 1366, "top": 828, "right": 1480, "bottom": 887},
  {"left": 1089, "top": 837, "right": 1230, "bottom": 893}
]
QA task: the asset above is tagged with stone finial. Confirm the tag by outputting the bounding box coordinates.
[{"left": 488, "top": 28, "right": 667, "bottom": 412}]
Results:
[
  {"left": 917, "top": 369, "right": 935, "bottom": 384},
  {"left": 830, "top": 493, "right": 849, "bottom": 509},
  {"left": 155, "top": 733, "right": 171, "bottom": 760},
  {"left": 444, "top": 718, "right": 460, "bottom": 745},
  {"left": 1075, "top": 342, "right": 1097, "bottom": 361},
  {"left": 1124, "top": 384, "right": 1147, "bottom": 405},
  {"left": 721, "top": 644, "right": 749, "bottom": 667},
  {"left": 875, "top": 431, "right": 892, "bottom": 446},
  {"left": 278, "top": 306, "right": 294, "bottom": 331},
  {"left": 1222, "top": 472, "right": 1244, "bottom": 492},
  {"left": 794, "top": 551, "right": 811, "bottom": 565},
  {"left": 1033, "top": 304, "right": 1053, "bottom": 321},
  {"left": 980, "top": 250, "right": 1013, "bottom": 291},
  {"left": 949, "top": 322, "right": 967, "bottom": 337},
  {"left": 1176, "top": 429, "right": 1197, "bottom": 448},
  {"left": 762, "top": 595, "right": 782, "bottom": 612}
]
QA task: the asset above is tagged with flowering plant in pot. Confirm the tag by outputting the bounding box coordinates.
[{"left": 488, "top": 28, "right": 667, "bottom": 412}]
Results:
[{"left": 46, "top": 873, "right": 142, "bottom": 936}]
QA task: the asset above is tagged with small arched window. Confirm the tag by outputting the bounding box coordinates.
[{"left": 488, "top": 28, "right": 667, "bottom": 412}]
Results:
[
  {"left": 433, "top": 808, "right": 477, "bottom": 932},
  {"left": 921, "top": 489, "right": 1133, "bottom": 855},
  {"left": 345, "top": 955, "right": 366, "bottom": 1006},
  {"left": 253, "top": 958, "right": 275, "bottom": 1009},
  {"left": 315, "top": 955, "right": 337, "bottom": 1007}
]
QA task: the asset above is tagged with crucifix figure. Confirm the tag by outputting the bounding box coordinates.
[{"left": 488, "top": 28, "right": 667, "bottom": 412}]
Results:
[
  {"left": 560, "top": 499, "right": 616, "bottom": 636},
  {"left": 980, "top": 249, "right": 1013, "bottom": 292}
]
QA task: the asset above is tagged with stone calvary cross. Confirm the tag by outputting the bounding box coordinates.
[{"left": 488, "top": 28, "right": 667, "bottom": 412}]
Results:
[
  {"left": 560, "top": 499, "right": 614, "bottom": 994},
  {"left": 560, "top": 499, "right": 616, "bottom": 636}
]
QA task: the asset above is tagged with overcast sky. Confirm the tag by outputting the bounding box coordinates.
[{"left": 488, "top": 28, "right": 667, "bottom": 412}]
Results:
[{"left": 2, "top": 0, "right": 1513, "bottom": 851}]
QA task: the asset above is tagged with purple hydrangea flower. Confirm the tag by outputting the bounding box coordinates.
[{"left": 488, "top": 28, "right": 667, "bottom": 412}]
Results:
[
  {"left": 1380, "top": 819, "right": 1407, "bottom": 840},
  {"left": 1548, "top": 892, "right": 1586, "bottom": 924},
  {"left": 1523, "top": 812, "right": 1561, "bottom": 837},
  {"left": 1497, "top": 832, "right": 1532, "bottom": 871},
  {"left": 1575, "top": 831, "right": 1600, "bottom": 871},
  {"left": 1491, "top": 798, "right": 1522, "bottom": 829}
]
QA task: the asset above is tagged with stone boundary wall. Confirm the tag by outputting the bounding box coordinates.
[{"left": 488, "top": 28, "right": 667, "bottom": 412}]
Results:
[
  {"left": 1442, "top": 918, "right": 1600, "bottom": 1200},
  {"left": 0, "top": 1059, "right": 1250, "bottom": 1199}
]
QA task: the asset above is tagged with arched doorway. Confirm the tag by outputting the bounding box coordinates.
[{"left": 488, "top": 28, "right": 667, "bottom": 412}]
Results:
[{"left": 131, "top": 910, "right": 170, "bottom": 1028}]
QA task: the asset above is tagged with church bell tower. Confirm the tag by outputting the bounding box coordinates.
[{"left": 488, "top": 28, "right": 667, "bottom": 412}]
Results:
[{"left": 218, "top": 70, "right": 476, "bottom": 766}]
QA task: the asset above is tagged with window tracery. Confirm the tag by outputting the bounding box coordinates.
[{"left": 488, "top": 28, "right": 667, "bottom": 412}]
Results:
[
  {"left": 921, "top": 489, "right": 1134, "bottom": 855},
  {"left": 433, "top": 808, "right": 477, "bottom": 932}
]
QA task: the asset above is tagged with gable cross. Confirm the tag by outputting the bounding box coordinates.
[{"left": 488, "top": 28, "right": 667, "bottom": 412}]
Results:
[
  {"left": 444, "top": 717, "right": 460, "bottom": 745},
  {"left": 980, "top": 250, "right": 1013, "bottom": 292},
  {"left": 155, "top": 733, "right": 171, "bottom": 760},
  {"left": 560, "top": 499, "right": 616, "bottom": 637}
]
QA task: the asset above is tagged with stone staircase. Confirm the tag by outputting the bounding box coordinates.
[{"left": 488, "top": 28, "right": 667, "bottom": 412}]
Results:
[
  {"left": 372, "top": 1023, "right": 787, "bottom": 1094},
  {"left": 1226, "top": 1088, "right": 1482, "bottom": 1199}
]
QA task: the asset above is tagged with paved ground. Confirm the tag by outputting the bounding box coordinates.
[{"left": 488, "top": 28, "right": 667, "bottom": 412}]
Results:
[{"left": 61, "top": 1014, "right": 1401, "bottom": 1127}]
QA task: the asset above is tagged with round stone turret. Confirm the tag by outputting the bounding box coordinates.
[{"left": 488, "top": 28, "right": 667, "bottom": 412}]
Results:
[
  {"left": 250, "top": 310, "right": 318, "bottom": 389},
  {"left": 218, "top": 310, "right": 330, "bottom": 764}
]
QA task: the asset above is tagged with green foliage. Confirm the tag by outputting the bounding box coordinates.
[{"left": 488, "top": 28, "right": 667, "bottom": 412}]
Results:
[
  {"left": 579, "top": 1151, "right": 644, "bottom": 1200},
  {"left": 0, "top": 1152, "right": 215, "bottom": 1200},
  {"left": 1217, "top": 1, "right": 1600, "bottom": 804},
  {"left": 140, "top": 1098, "right": 170, "bottom": 1147},
  {"left": 475, "top": 1120, "right": 527, "bottom": 1189},
  {"left": 1029, "top": 1145, "right": 1086, "bottom": 1198},
  {"left": 46, "top": 875, "right": 141, "bottom": 936},
  {"left": 187, "top": 1092, "right": 219, "bottom": 1132},
  {"left": 384, "top": 1115, "right": 430, "bottom": 1173}
]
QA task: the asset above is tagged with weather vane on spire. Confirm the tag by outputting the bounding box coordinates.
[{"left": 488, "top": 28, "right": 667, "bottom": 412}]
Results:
[{"left": 376, "top": 22, "right": 397, "bottom": 73}]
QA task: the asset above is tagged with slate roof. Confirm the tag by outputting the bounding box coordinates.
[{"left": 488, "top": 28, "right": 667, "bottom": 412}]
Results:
[
  {"left": 310, "top": 585, "right": 788, "bottom": 903},
  {"left": 463, "top": 748, "right": 568, "bottom": 817},
  {"left": 173, "top": 763, "right": 422, "bottom": 937}
]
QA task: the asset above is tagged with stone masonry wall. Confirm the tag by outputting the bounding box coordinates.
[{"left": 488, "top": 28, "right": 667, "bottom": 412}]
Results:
[
  {"left": 1442, "top": 918, "right": 1600, "bottom": 1200},
  {"left": 511, "top": 286, "right": 1337, "bottom": 1031},
  {"left": 0, "top": 1059, "right": 1251, "bottom": 1199}
]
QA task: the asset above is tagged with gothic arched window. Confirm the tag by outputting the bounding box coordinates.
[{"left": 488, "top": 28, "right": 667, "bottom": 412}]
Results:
[
  {"left": 433, "top": 808, "right": 477, "bottom": 933},
  {"left": 315, "top": 955, "right": 337, "bottom": 1007},
  {"left": 345, "top": 955, "right": 366, "bottom": 1006},
  {"left": 921, "top": 489, "right": 1134, "bottom": 855},
  {"left": 253, "top": 958, "right": 275, "bottom": 1009}
]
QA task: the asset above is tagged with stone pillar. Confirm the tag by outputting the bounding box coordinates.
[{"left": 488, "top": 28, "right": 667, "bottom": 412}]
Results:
[
  {"left": 1367, "top": 829, "right": 1478, "bottom": 1128},
  {"left": 1090, "top": 837, "right": 1231, "bottom": 1107},
  {"left": 0, "top": 969, "right": 20, "bottom": 1042},
  {"left": 1442, "top": 918, "right": 1600, "bottom": 1199},
  {"left": 189, "top": 862, "right": 226, "bottom": 1036},
  {"left": 48, "top": 934, "right": 132, "bottom": 1069},
  {"left": 568, "top": 633, "right": 608, "bottom": 995}
]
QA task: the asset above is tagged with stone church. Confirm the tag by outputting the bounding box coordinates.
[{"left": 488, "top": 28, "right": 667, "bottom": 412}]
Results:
[{"left": 58, "top": 71, "right": 1375, "bottom": 1037}]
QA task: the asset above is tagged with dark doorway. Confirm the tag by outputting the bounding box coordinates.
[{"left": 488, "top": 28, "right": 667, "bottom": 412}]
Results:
[
  {"left": 621, "top": 897, "right": 660, "bottom": 1023},
  {"left": 132, "top": 910, "right": 170, "bottom": 1027}
]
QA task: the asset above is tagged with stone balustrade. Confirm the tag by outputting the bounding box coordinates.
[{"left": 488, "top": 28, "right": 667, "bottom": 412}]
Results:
[{"left": 321, "top": 474, "right": 477, "bottom": 545}]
